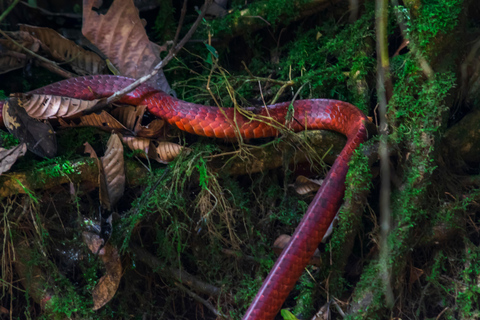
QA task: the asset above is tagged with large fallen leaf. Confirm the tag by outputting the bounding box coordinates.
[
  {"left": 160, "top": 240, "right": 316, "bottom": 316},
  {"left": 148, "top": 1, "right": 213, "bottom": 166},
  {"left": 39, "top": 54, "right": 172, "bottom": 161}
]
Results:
[
  {"left": 82, "top": 232, "right": 122, "bottom": 310},
  {"left": 0, "top": 143, "right": 27, "bottom": 175},
  {"left": 13, "top": 93, "right": 100, "bottom": 119},
  {"left": 2, "top": 97, "right": 57, "bottom": 158},
  {"left": 82, "top": 0, "right": 171, "bottom": 92},
  {"left": 59, "top": 110, "right": 132, "bottom": 134},
  {"left": 100, "top": 133, "right": 125, "bottom": 210},
  {"left": 20, "top": 24, "right": 106, "bottom": 75}
]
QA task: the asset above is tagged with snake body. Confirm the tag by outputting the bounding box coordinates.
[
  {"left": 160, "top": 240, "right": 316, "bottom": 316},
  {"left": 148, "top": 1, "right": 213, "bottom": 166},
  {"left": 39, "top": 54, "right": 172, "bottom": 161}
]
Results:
[{"left": 0, "top": 75, "right": 369, "bottom": 319}]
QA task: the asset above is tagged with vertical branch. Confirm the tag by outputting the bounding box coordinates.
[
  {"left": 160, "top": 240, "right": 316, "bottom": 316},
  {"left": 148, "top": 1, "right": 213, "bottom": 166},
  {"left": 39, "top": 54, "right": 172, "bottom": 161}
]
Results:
[{"left": 376, "top": 0, "right": 394, "bottom": 308}]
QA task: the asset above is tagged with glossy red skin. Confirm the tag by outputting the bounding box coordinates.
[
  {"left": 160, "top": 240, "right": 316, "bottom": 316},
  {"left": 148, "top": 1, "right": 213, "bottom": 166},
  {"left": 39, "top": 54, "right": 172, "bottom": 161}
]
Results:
[{"left": 0, "top": 75, "right": 369, "bottom": 320}]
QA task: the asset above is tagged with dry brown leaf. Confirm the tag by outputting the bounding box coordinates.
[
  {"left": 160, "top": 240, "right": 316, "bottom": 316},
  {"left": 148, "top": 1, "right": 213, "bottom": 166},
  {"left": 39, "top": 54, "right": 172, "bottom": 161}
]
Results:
[
  {"left": 1, "top": 31, "right": 42, "bottom": 52},
  {"left": 20, "top": 25, "right": 106, "bottom": 75},
  {"left": 135, "top": 119, "right": 165, "bottom": 138},
  {"left": 0, "top": 50, "right": 27, "bottom": 75},
  {"left": 110, "top": 105, "right": 146, "bottom": 131},
  {"left": 121, "top": 137, "right": 186, "bottom": 163},
  {"left": 82, "top": 0, "right": 171, "bottom": 92},
  {"left": 82, "top": 232, "right": 122, "bottom": 310},
  {"left": 0, "top": 143, "right": 27, "bottom": 175},
  {"left": 100, "top": 133, "right": 125, "bottom": 210},
  {"left": 409, "top": 266, "right": 424, "bottom": 285},
  {"left": 291, "top": 175, "right": 324, "bottom": 195},
  {"left": 13, "top": 93, "right": 100, "bottom": 120},
  {"left": 151, "top": 141, "right": 189, "bottom": 163},
  {"left": 84, "top": 141, "right": 109, "bottom": 204},
  {"left": 273, "top": 234, "right": 321, "bottom": 267},
  {"left": 84, "top": 142, "right": 99, "bottom": 160},
  {"left": 111, "top": 105, "right": 164, "bottom": 137},
  {"left": 121, "top": 136, "right": 151, "bottom": 154},
  {"left": 0, "top": 31, "right": 42, "bottom": 74},
  {"left": 58, "top": 110, "right": 131, "bottom": 134},
  {"left": 3, "top": 97, "right": 57, "bottom": 158}
]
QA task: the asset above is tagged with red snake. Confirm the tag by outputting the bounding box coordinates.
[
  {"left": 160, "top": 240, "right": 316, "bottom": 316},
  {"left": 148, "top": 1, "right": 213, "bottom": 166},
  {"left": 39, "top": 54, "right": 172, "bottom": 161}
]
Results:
[{"left": 0, "top": 75, "right": 370, "bottom": 319}]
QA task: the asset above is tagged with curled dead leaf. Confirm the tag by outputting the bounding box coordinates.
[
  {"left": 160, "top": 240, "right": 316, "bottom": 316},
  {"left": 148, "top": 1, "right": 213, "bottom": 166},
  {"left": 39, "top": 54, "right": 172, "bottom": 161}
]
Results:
[
  {"left": 291, "top": 175, "right": 324, "bottom": 195},
  {"left": 0, "top": 143, "right": 27, "bottom": 175},
  {"left": 121, "top": 136, "right": 150, "bottom": 155},
  {"left": 84, "top": 141, "right": 110, "bottom": 209},
  {"left": 82, "top": 232, "right": 122, "bottom": 310},
  {"left": 121, "top": 137, "right": 187, "bottom": 163},
  {"left": 151, "top": 141, "right": 189, "bottom": 163},
  {"left": 100, "top": 133, "right": 125, "bottom": 210},
  {"left": 110, "top": 105, "right": 146, "bottom": 131},
  {"left": 13, "top": 93, "right": 100, "bottom": 120},
  {"left": 135, "top": 119, "right": 164, "bottom": 138}
]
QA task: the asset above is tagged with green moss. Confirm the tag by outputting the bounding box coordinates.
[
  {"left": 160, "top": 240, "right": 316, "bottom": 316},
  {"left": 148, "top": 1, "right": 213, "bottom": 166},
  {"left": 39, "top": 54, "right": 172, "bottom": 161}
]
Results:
[
  {"left": 399, "top": 0, "right": 463, "bottom": 56},
  {"left": 0, "top": 130, "right": 20, "bottom": 148},
  {"left": 279, "top": 3, "right": 375, "bottom": 113}
]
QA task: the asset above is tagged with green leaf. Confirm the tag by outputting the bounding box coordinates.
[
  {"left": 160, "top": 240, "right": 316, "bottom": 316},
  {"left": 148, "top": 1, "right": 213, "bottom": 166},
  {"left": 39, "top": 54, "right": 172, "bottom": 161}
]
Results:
[
  {"left": 280, "top": 309, "right": 299, "bottom": 320},
  {"left": 205, "top": 53, "right": 213, "bottom": 65},
  {"left": 205, "top": 43, "right": 218, "bottom": 59}
]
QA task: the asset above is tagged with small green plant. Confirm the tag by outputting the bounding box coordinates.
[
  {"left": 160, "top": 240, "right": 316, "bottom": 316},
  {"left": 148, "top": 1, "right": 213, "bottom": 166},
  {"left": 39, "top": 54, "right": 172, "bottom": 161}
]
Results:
[{"left": 281, "top": 309, "right": 300, "bottom": 320}]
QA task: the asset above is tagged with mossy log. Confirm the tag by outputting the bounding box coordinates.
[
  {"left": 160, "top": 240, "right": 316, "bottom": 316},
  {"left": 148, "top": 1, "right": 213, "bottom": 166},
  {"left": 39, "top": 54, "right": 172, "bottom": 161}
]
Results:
[{"left": 0, "top": 130, "right": 346, "bottom": 198}]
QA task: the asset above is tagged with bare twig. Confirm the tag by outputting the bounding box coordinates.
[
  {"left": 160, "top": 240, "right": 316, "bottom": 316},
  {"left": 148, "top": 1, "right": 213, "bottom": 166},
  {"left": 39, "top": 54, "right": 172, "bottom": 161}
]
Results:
[
  {"left": 174, "top": 282, "right": 226, "bottom": 318},
  {"left": 172, "top": 0, "right": 188, "bottom": 49},
  {"left": 131, "top": 243, "right": 223, "bottom": 298}
]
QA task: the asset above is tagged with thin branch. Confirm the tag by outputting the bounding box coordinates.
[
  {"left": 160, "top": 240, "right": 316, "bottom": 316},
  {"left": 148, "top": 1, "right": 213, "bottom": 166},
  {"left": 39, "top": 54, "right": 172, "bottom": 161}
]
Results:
[
  {"left": 0, "top": 0, "right": 21, "bottom": 24},
  {"left": 174, "top": 282, "right": 226, "bottom": 318},
  {"left": 131, "top": 243, "right": 223, "bottom": 298},
  {"left": 376, "top": 0, "right": 394, "bottom": 309}
]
